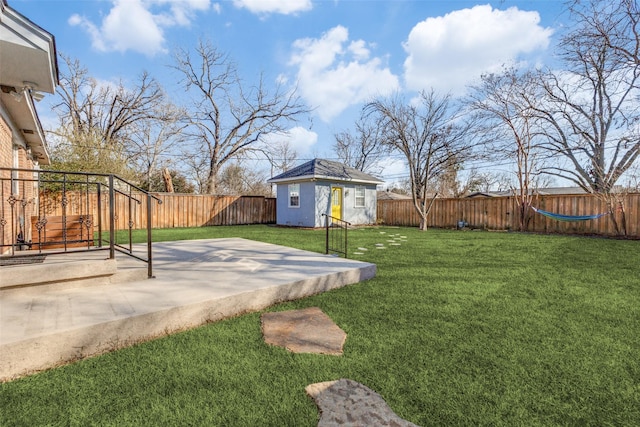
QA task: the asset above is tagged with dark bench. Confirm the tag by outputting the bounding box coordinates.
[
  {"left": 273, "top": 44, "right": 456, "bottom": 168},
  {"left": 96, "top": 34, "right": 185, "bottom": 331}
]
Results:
[{"left": 30, "top": 215, "right": 94, "bottom": 250}]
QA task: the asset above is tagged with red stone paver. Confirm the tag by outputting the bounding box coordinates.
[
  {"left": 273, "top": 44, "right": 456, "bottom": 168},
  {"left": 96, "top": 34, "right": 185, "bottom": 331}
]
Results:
[{"left": 261, "top": 307, "right": 346, "bottom": 355}]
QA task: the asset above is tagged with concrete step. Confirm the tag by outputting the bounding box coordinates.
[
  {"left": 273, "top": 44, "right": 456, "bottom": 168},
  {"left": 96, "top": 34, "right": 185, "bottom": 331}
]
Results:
[{"left": 0, "top": 254, "right": 148, "bottom": 292}]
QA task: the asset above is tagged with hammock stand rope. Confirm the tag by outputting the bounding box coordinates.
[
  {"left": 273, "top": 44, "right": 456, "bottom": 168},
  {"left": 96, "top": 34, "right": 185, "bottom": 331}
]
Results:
[{"left": 530, "top": 206, "right": 610, "bottom": 222}]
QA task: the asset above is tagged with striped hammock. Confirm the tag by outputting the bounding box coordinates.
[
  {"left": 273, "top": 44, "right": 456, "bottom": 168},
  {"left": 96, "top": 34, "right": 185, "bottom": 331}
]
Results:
[{"left": 531, "top": 206, "right": 610, "bottom": 222}]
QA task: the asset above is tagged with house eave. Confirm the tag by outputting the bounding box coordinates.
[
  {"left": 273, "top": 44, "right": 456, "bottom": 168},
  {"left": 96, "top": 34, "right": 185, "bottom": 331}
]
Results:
[
  {"left": 0, "top": 0, "right": 58, "bottom": 165},
  {"left": 0, "top": 87, "right": 50, "bottom": 164},
  {"left": 0, "top": 0, "right": 59, "bottom": 94}
]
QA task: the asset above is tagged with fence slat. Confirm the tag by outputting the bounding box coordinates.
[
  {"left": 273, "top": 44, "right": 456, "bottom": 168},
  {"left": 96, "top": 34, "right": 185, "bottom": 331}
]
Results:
[
  {"left": 378, "top": 194, "right": 640, "bottom": 237},
  {"left": 39, "top": 193, "right": 276, "bottom": 230}
]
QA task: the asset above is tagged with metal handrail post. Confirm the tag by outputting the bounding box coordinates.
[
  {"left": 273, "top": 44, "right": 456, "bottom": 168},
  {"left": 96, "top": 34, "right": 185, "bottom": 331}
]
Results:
[
  {"left": 9, "top": 172, "right": 15, "bottom": 256},
  {"left": 324, "top": 214, "right": 329, "bottom": 255},
  {"left": 108, "top": 175, "right": 115, "bottom": 260},
  {"left": 146, "top": 193, "right": 153, "bottom": 278},
  {"left": 62, "top": 174, "right": 67, "bottom": 251},
  {"left": 128, "top": 186, "right": 133, "bottom": 253},
  {"left": 345, "top": 221, "right": 348, "bottom": 258},
  {"left": 97, "top": 183, "right": 102, "bottom": 247}
]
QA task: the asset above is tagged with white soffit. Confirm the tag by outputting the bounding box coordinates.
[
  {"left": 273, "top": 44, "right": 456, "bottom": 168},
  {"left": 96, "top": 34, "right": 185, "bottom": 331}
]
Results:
[{"left": 0, "top": 1, "right": 57, "bottom": 94}]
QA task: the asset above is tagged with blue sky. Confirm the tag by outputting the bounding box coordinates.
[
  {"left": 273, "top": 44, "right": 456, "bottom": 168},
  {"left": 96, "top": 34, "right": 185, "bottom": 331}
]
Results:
[{"left": 12, "top": 0, "right": 568, "bottom": 185}]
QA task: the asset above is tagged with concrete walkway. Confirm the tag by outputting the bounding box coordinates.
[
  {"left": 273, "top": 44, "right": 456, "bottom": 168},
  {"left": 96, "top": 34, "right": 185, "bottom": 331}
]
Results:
[{"left": 0, "top": 238, "right": 376, "bottom": 382}]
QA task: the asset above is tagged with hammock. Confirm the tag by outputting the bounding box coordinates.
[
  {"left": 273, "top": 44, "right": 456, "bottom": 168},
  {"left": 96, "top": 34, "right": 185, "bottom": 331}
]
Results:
[{"left": 530, "top": 206, "right": 610, "bottom": 222}]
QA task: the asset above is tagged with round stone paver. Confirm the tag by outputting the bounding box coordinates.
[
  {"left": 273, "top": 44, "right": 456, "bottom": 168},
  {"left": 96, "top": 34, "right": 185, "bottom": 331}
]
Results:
[{"left": 261, "top": 307, "right": 347, "bottom": 355}]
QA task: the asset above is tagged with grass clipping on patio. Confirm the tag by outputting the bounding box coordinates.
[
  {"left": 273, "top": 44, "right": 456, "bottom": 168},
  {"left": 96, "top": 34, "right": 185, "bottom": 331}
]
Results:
[{"left": 1, "top": 225, "right": 639, "bottom": 426}]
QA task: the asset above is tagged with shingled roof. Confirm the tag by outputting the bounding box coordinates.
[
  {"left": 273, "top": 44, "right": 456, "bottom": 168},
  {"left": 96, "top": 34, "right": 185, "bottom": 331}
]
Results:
[{"left": 268, "top": 158, "right": 384, "bottom": 185}]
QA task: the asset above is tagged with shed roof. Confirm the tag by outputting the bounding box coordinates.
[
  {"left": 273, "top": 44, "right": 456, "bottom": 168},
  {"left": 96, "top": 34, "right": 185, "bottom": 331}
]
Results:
[{"left": 268, "top": 158, "right": 384, "bottom": 185}]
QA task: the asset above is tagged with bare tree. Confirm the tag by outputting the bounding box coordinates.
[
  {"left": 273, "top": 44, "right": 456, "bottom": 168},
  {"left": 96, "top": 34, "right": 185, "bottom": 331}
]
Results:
[
  {"left": 50, "top": 55, "right": 168, "bottom": 180},
  {"left": 467, "top": 67, "right": 546, "bottom": 231},
  {"left": 144, "top": 168, "right": 195, "bottom": 193},
  {"left": 333, "top": 113, "right": 388, "bottom": 174},
  {"left": 127, "top": 102, "right": 187, "bottom": 190},
  {"left": 434, "top": 166, "right": 491, "bottom": 198},
  {"left": 218, "top": 162, "right": 271, "bottom": 196},
  {"left": 366, "top": 90, "right": 477, "bottom": 230},
  {"left": 533, "top": 0, "right": 640, "bottom": 234},
  {"left": 172, "top": 39, "right": 310, "bottom": 194},
  {"left": 254, "top": 138, "right": 298, "bottom": 177},
  {"left": 250, "top": 138, "right": 298, "bottom": 195},
  {"left": 625, "top": 164, "right": 640, "bottom": 192},
  {"left": 53, "top": 55, "right": 165, "bottom": 147},
  {"left": 181, "top": 149, "right": 209, "bottom": 194}
]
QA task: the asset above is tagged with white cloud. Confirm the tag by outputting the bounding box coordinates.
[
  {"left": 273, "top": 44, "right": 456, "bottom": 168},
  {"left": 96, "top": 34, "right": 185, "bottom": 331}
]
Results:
[
  {"left": 68, "top": 14, "right": 108, "bottom": 52},
  {"left": 403, "top": 4, "right": 553, "bottom": 95},
  {"left": 348, "top": 40, "right": 370, "bottom": 61},
  {"left": 261, "top": 126, "right": 318, "bottom": 156},
  {"left": 68, "top": 0, "right": 211, "bottom": 56},
  {"left": 289, "top": 26, "right": 400, "bottom": 122},
  {"left": 233, "top": 0, "right": 312, "bottom": 15},
  {"left": 155, "top": 0, "right": 211, "bottom": 26}
]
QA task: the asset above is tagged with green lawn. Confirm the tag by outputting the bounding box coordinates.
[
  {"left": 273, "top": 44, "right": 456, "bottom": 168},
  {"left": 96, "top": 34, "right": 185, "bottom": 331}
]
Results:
[{"left": 2, "top": 226, "right": 639, "bottom": 426}]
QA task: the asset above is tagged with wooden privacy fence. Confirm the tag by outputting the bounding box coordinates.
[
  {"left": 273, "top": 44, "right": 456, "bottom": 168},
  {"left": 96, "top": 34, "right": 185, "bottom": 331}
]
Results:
[
  {"left": 39, "top": 192, "right": 276, "bottom": 230},
  {"left": 377, "top": 193, "right": 640, "bottom": 237}
]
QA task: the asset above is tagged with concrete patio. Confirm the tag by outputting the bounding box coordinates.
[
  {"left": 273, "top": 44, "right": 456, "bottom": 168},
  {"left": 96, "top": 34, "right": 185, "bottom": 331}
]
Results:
[{"left": 0, "top": 238, "right": 376, "bottom": 382}]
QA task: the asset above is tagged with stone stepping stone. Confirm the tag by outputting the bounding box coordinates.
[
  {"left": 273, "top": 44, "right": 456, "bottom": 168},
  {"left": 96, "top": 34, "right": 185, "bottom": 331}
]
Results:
[
  {"left": 306, "top": 379, "right": 419, "bottom": 427},
  {"left": 353, "top": 252, "right": 364, "bottom": 255},
  {"left": 261, "top": 307, "right": 346, "bottom": 355},
  {"left": 357, "top": 247, "right": 368, "bottom": 251}
]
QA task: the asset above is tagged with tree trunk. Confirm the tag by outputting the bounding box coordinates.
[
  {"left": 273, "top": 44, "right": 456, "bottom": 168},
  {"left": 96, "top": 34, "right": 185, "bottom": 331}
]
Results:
[
  {"left": 419, "top": 215, "right": 428, "bottom": 231},
  {"left": 162, "top": 167, "right": 174, "bottom": 193},
  {"left": 205, "top": 164, "right": 219, "bottom": 195},
  {"left": 418, "top": 193, "right": 439, "bottom": 231},
  {"left": 606, "top": 196, "right": 627, "bottom": 236}
]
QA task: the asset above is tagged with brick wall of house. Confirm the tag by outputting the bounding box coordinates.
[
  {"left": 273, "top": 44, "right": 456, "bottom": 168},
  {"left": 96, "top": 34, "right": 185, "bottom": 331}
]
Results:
[
  {"left": 17, "top": 143, "right": 37, "bottom": 247},
  {"left": 0, "top": 115, "right": 39, "bottom": 253},
  {"left": 1, "top": 115, "right": 12, "bottom": 253},
  {"left": 0, "top": 118, "right": 10, "bottom": 169}
]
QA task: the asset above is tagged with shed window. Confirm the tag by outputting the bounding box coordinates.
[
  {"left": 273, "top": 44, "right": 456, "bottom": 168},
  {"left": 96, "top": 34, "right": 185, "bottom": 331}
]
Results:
[
  {"left": 288, "top": 184, "right": 300, "bottom": 207},
  {"left": 355, "top": 186, "right": 365, "bottom": 207}
]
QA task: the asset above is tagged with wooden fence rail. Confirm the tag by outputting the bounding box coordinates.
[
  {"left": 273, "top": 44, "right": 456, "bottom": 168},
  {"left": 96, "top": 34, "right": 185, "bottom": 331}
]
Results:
[
  {"left": 39, "top": 191, "right": 639, "bottom": 237},
  {"left": 377, "top": 193, "right": 640, "bottom": 237},
  {"left": 39, "top": 193, "right": 276, "bottom": 231}
]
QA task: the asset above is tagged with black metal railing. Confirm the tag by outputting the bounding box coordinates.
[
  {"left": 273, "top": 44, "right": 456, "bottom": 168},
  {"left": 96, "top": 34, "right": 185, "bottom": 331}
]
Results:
[
  {"left": 0, "top": 168, "right": 161, "bottom": 277},
  {"left": 322, "top": 213, "right": 350, "bottom": 258}
]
